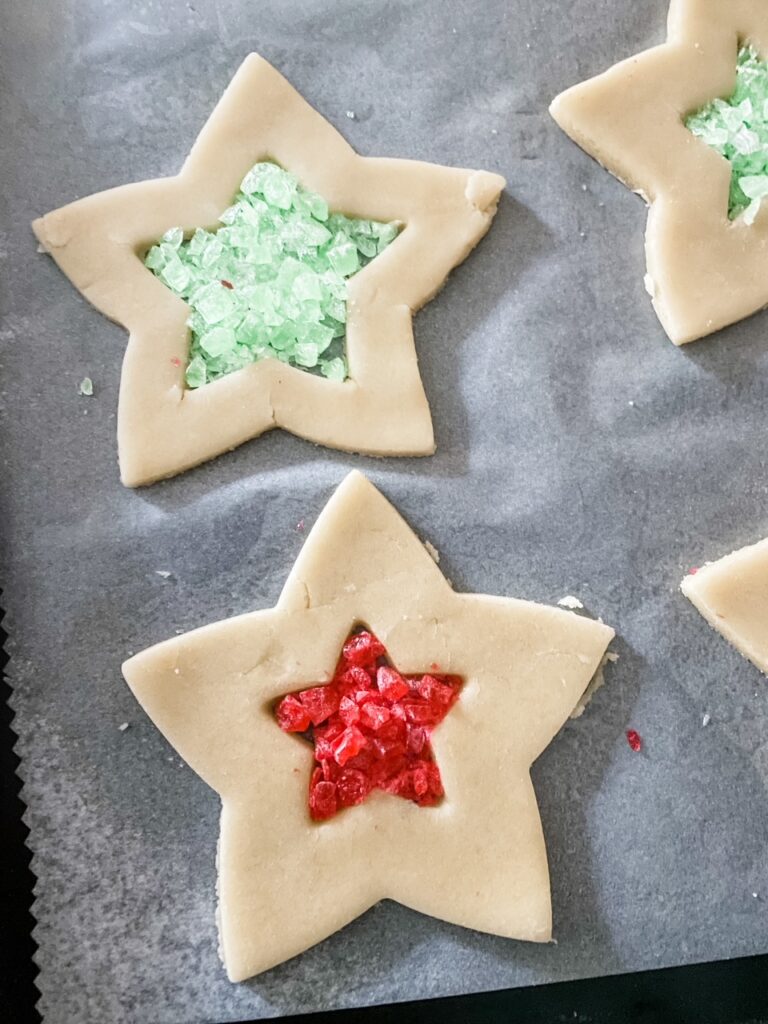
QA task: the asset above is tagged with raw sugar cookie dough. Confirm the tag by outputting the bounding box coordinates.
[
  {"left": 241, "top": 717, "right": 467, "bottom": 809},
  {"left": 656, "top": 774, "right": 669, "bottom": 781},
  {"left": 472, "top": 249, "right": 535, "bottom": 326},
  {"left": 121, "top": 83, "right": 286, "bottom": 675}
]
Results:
[
  {"left": 682, "top": 537, "right": 768, "bottom": 675},
  {"left": 33, "top": 55, "right": 505, "bottom": 486},
  {"left": 122, "top": 472, "right": 615, "bottom": 981},
  {"left": 550, "top": 0, "right": 768, "bottom": 344}
]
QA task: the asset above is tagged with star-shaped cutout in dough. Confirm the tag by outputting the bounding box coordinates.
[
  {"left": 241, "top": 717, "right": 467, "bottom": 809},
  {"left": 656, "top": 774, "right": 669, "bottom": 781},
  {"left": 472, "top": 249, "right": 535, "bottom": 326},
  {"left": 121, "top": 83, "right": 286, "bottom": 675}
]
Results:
[
  {"left": 682, "top": 536, "right": 768, "bottom": 675},
  {"left": 550, "top": 0, "right": 768, "bottom": 344},
  {"left": 274, "top": 627, "right": 462, "bottom": 820},
  {"left": 33, "top": 54, "right": 505, "bottom": 486},
  {"left": 122, "top": 471, "right": 615, "bottom": 981}
]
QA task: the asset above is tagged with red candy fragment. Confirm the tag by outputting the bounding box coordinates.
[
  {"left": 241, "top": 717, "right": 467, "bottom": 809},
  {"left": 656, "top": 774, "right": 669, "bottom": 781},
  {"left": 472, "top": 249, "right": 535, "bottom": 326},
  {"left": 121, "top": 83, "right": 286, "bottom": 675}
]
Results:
[
  {"left": 298, "top": 685, "right": 339, "bottom": 726},
  {"left": 274, "top": 630, "right": 462, "bottom": 821},
  {"left": 626, "top": 729, "right": 643, "bottom": 753},
  {"left": 336, "top": 769, "right": 372, "bottom": 807},
  {"left": 330, "top": 725, "right": 365, "bottom": 766},
  {"left": 376, "top": 666, "right": 410, "bottom": 702},
  {"left": 342, "top": 631, "right": 386, "bottom": 667},
  {"left": 309, "top": 768, "right": 337, "bottom": 820},
  {"left": 275, "top": 694, "right": 310, "bottom": 733},
  {"left": 220, "top": 279, "right": 234, "bottom": 289},
  {"left": 360, "top": 701, "right": 390, "bottom": 730}
]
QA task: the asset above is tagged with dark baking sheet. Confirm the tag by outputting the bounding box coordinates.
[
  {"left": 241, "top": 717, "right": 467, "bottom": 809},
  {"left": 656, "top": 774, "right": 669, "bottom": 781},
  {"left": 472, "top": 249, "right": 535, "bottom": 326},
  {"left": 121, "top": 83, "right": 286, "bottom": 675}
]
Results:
[{"left": 3, "top": 0, "right": 768, "bottom": 1022}]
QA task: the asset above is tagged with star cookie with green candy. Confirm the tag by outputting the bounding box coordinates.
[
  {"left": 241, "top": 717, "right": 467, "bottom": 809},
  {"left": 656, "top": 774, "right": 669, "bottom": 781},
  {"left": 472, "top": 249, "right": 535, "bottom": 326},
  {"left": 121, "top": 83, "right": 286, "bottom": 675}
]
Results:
[
  {"left": 34, "top": 55, "right": 504, "bottom": 486},
  {"left": 550, "top": 0, "right": 768, "bottom": 344}
]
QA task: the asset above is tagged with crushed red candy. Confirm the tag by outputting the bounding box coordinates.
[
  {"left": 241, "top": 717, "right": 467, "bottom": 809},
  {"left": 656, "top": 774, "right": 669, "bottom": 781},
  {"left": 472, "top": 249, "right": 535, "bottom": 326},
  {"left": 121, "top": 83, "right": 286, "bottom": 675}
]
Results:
[
  {"left": 626, "top": 728, "right": 643, "bottom": 753},
  {"left": 343, "top": 631, "right": 386, "bottom": 667},
  {"left": 275, "top": 694, "right": 310, "bottom": 733},
  {"left": 376, "top": 665, "right": 410, "bottom": 701},
  {"left": 309, "top": 769, "right": 337, "bottom": 819},
  {"left": 298, "top": 685, "right": 339, "bottom": 726},
  {"left": 274, "top": 629, "right": 462, "bottom": 821}
]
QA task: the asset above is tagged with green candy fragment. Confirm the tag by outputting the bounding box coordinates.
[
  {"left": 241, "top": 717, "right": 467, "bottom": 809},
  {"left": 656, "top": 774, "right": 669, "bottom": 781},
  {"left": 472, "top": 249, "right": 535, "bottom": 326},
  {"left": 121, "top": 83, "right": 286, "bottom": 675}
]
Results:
[
  {"left": 185, "top": 355, "right": 207, "bottom": 388},
  {"left": 687, "top": 47, "right": 768, "bottom": 222},
  {"left": 144, "top": 162, "right": 399, "bottom": 387},
  {"left": 78, "top": 377, "right": 94, "bottom": 396}
]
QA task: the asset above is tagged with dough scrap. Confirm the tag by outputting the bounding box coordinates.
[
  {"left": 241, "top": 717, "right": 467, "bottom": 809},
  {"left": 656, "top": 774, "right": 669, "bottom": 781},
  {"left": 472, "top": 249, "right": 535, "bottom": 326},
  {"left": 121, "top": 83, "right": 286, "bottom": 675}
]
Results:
[
  {"left": 122, "top": 471, "right": 615, "bottom": 981},
  {"left": 33, "top": 54, "right": 505, "bottom": 486},
  {"left": 550, "top": 0, "right": 768, "bottom": 344},
  {"left": 681, "top": 536, "right": 768, "bottom": 676}
]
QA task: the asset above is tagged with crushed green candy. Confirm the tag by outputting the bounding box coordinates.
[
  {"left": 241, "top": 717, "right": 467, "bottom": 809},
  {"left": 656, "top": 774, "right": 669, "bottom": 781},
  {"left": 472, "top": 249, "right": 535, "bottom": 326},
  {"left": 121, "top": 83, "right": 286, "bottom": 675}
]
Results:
[
  {"left": 78, "top": 377, "right": 93, "bottom": 396},
  {"left": 144, "top": 162, "right": 400, "bottom": 387},
  {"left": 687, "top": 46, "right": 768, "bottom": 223}
]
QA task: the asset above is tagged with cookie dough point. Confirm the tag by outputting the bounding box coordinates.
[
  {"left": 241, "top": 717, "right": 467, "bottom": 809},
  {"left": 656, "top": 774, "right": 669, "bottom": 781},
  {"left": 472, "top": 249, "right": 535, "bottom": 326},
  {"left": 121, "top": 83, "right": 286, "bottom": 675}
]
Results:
[
  {"left": 686, "top": 47, "right": 768, "bottom": 223},
  {"left": 681, "top": 536, "right": 768, "bottom": 676}
]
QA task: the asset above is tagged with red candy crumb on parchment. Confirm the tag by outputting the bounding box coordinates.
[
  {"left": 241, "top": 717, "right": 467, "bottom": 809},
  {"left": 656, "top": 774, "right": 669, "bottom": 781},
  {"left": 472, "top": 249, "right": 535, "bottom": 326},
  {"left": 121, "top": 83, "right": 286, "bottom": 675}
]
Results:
[
  {"left": 274, "top": 630, "right": 462, "bottom": 821},
  {"left": 626, "top": 729, "right": 643, "bottom": 753}
]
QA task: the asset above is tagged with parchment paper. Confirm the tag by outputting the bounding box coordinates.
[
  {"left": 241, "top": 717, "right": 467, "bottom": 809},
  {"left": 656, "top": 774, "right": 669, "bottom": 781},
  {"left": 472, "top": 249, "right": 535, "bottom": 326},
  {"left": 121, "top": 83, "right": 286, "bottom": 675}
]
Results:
[{"left": 3, "top": 1, "right": 768, "bottom": 1022}]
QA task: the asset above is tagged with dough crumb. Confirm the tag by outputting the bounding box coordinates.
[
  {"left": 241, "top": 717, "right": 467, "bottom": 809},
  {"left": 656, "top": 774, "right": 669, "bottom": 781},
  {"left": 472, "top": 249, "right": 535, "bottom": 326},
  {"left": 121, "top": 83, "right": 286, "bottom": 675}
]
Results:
[
  {"left": 558, "top": 595, "right": 584, "bottom": 610},
  {"left": 345, "top": 110, "right": 356, "bottom": 120},
  {"left": 118, "top": 722, "right": 130, "bottom": 732},
  {"left": 156, "top": 570, "right": 171, "bottom": 579},
  {"left": 702, "top": 712, "right": 711, "bottom": 727},
  {"left": 570, "top": 651, "right": 618, "bottom": 719},
  {"left": 424, "top": 540, "right": 440, "bottom": 563}
]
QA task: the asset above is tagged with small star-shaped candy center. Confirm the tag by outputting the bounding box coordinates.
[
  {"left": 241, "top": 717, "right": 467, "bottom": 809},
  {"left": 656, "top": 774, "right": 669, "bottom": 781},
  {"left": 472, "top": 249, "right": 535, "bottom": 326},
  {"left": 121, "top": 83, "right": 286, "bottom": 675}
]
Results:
[
  {"left": 687, "top": 46, "right": 768, "bottom": 223},
  {"left": 274, "top": 630, "right": 462, "bottom": 821},
  {"left": 144, "top": 162, "right": 399, "bottom": 388}
]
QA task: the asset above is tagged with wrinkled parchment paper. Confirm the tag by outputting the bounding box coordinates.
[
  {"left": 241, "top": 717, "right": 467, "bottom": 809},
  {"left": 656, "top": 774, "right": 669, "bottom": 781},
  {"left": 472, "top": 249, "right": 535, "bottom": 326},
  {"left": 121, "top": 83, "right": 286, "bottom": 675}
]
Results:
[{"left": 3, "top": 1, "right": 768, "bottom": 1021}]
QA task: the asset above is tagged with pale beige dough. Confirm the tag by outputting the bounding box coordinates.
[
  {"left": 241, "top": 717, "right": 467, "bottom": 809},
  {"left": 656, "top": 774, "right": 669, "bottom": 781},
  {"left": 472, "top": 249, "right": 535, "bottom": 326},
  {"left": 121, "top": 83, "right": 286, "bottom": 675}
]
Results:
[
  {"left": 33, "top": 55, "right": 504, "bottom": 486},
  {"left": 681, "top": 536, "right": 768, "bottom": 675},
  {"left": 550, "top": 0, "right": 768, "bottom": 345},
  {"left": 122, "top": 471, "right": 614, "bottom": 981}
]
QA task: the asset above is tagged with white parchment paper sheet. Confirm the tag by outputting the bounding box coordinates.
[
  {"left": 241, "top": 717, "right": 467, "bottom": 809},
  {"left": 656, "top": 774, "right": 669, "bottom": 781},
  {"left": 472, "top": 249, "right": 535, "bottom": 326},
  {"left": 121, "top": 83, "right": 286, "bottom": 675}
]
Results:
[{"left": 2, "top": 1, "right": 768, "bottom": 1021}]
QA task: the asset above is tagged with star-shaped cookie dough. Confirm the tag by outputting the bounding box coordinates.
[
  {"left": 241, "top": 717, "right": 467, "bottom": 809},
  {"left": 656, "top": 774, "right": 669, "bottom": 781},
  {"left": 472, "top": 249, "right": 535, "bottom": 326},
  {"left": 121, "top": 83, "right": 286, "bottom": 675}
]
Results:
[
  {"left": 122, "top": 471, "right": 615, "bottom": 981},
  {"left": 33, "top": 54, "right": 505, "bottom": 486},
  {"left": 550, "top": 0, "right": 768, "bottom": 344},
  {"left": 682, "top": 536, "right": 768, "bottom": 675}
]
